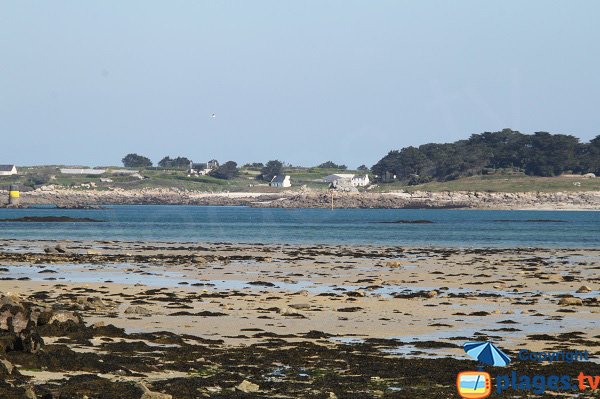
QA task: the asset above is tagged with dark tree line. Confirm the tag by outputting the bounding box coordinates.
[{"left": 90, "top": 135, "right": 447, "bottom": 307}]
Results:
[
  {"left": 122, "top": 153, "right": 152, "bottom": 168},
  {"left": 317, "top": 161, "right": 347, "bottom": 170},
  {"left": 158, "top": 156, "right": 190, "bottom": 169},
  {"left": 371, "top": 129, "right": 600, "bottom": 183},
  {"left": 209, "top": 161, "right": 239, "bottom": 180},
  {"left": 260, "top": 160, "right": 284, "bottom": 181}
]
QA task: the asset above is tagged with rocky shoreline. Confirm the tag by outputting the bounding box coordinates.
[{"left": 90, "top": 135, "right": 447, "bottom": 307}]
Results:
[
  {"left": 2, "top": 188, "right": 600, "bottom": 209},
  {"left": 1, "top": 240, "right": 599, "bottom": 398}
]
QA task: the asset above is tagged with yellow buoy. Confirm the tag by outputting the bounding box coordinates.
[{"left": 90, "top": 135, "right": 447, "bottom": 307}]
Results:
[{"left": 8, "top": 185, "right": 20, "bottom": 205}]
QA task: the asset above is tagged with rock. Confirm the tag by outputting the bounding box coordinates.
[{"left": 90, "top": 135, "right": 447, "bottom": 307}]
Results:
[
  {"left": 558, "top": 297, "right": 583, "bottom": 306},
  {"left": 24, "top": 386, "right": 36, "bottom": 399},
  {"left": 136, "top": 382, "right": 172, "bottom": 399},
  {"left": 278, "top": 307, "right": 306, "bottom": 318},
  {"left": 288, "top": 303, "right": 311, "bottom": 310},
  {"left": 0, "top": 358, "right": 14, "bottom": 374},
  {"left": 328, "top": 392, "right": 338, "bottom": 399},
  {"left": 385, "top": 261, "right": 402, "bottom": 268},
  {"left": 192, "top": 255, "right": 207, "bottom": 265},
  {"left": 141, "top": 391, "right": 171, "bottom": 399},
  {"left": 0, "top": 303, "right": 45, "bottom": 354},
  {"left": 0, "top": 294, "right": 23, "bottom": 308},
  {"left": 347, "top": 290, "right": 366, "bottom": 298},
  {"left": 77, "top": 296, "right": 108, "bottom": 311},
  {"left": 124, "top": 306, "right": 153, "bottom": 316},
  {"left": 48, "top": 311, "right": 82, "bottom": 325},
  {"left": 247, "top": 281, "right": 276, "bottom": 287},
  {"left": 236, "top": 380, "right": 260, "bottom": 393},
  {"left": 576, "top": 286, "right": 592, "bottom": 293}
]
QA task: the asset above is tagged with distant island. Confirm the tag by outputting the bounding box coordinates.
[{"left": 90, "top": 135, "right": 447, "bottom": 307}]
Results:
[{"left": 1, "top": 129, "right": 599, "bottom": 210}]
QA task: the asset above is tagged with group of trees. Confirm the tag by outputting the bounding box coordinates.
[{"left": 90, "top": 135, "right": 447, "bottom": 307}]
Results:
[
  {"left": 122, "top": 154, "right": 153, "bottom": 168},
  {"left": 317, "top": 161, "right": 347, "bottom": 170},
  {"left": 260, "top": 160, "right": 284, "bottom": 181},
  {"left": 209, "top": 161, "right": 239, "bottom": 180},
  {"left": 371, "top": 129, "right": 600, "bottom": 183},
  {"left": 122, "top": 154, "right": 191, "bottom": 169},
  {"left": 158, "top": 156, "right": 190, "bottom": 169}
]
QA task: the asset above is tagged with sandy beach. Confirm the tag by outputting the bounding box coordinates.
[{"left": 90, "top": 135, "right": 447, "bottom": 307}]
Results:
[{"left": 1, "top": 240, "right": 599, "bottom": 398}]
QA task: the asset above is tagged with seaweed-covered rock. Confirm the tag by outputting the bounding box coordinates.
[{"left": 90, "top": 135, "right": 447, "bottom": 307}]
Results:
[{"left": 0, "top": 295, "right": 85, "bottom": 357}]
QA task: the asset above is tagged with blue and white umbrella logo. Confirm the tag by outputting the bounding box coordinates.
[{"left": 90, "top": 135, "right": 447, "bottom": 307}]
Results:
[{"left": 464, "top": 341, "right": 511, "bottom": 367}]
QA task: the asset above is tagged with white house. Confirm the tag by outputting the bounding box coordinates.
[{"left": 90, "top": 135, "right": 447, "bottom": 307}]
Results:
[
  {"left": 60, "top": 168, "right": 106, "bottom": 175},
  {"left": 323, "top": 173, "right": 369, "bottom": 187},
  {"left": 0, "top": 165, "right": 18, "bottom": 176},
  {"left": 270, "top": 175, "right": 291, "bottom": 188},
  {"left": 323, "top": 173, "right": 355, "bottom": 183},
  {"left": 189, "top": 160, "right": 219, "bottom": 176},
  {"left": 351, "top": 174, "right": 370, "bottom": 187}
]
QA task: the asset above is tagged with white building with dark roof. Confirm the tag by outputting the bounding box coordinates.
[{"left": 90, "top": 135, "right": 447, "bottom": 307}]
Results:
[
  {"left": 323, "top": 173, "right": 369, "bottom": 187},
  {"left": 0, "top": 165, "right": 18, "bottom": 176},
  {"left": 270, "top": 175, "right": 291, "bottom": 188}
]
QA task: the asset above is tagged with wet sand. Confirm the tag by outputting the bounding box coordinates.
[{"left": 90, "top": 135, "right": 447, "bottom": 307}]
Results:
[{"left": 1, "top": 240, "right": 599, "bottom": 398}]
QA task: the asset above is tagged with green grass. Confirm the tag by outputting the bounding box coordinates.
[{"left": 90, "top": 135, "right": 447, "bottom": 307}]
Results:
[
  {"left": 374, "top": 174, "right": 600, "bottom": 193},
  {"left": 3, "top": 165, "right": 598, "bottom": 193}
]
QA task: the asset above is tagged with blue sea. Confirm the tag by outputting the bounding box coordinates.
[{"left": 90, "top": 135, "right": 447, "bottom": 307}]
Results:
[{"left": 0, "top": 205, "right": 598, "bottom": 248}]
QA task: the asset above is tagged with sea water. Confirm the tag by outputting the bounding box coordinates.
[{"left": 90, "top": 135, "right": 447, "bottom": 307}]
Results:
[{"left": 0, "top": 205, "right": 598, "bottom": 247}]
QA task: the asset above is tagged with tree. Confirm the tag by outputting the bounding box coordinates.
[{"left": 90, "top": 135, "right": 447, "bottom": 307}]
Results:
[
  {"left": 158, "top": 156, "right": 190, "bottom": 169},
  {"left": 357, "top": 165, "right": 369, "bottom": 171},
  {"left": 210, "top": 161, "right": 239, "bottom": 180},
  {"left": 318, "top": 161, "right": 347, "bottom": 170},
  {"left": 244, "top": 162, "right": 264, "bottom": 168},
  {"left": 581, "top": 135, "right": 600, "bottom": 175},
  {"left": 372, "top": 147, "right": 431, "bottom": 181},
  {"left": 522, "top": 132, "right": 580, "bottom": 176},
  {"left": 371, "top": 129, "right": 594, "bottom": 183},
  {"left": 122, "top": 153, "right": 152, "bottom": 168},
  {"left": 260, "top": 160, "right": 283, "bottom": 181}
]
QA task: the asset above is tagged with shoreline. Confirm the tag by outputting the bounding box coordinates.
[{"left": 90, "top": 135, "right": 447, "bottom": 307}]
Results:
[{"left": 2, "top": 188, "right": 600, "bottom": 210}]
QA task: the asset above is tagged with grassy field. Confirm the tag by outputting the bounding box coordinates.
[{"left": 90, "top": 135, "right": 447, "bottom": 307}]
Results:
[
  {"left": 0, "top": 166, "right": 354, "bottom": 192},
  {"left": 376, "top": 174, "right": 600, "bottom": 193},
  {"left": 1, "top": 166, "right": 599, "bottom": 193}
]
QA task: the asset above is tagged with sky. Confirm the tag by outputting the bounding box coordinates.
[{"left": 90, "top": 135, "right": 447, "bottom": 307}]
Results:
[{"left": 1, "top": 1, "right": 599, "bottom": 168}]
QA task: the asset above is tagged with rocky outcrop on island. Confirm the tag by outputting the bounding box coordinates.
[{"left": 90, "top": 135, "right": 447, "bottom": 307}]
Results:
[
  {"left": 262, "top": 190, "right": 600, "bottom": 209},
  {"left": 1, "top": 187, "right": 600, "bottom": 209}
]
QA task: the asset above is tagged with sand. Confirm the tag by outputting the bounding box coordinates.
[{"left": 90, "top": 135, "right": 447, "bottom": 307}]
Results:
[{"left": 1, "top": 239, "right": 599, "bottom": 398}]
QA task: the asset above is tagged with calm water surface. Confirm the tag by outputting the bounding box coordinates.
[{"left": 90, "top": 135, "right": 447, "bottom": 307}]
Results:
[{"left": 0, "top": 205, "right": 598, "bottom": 247}]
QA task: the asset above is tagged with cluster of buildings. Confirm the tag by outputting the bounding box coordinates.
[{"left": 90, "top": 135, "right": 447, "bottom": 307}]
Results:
[
  {"left": 185, "top": 160, "right": 370, "bottom": 190},
  {"left": 188, "top": 160, "right": 220, "bottom": 176},
  {"left": 322, "top": 173, "right": 370, "bottom": 187},
  {"left": 266, "top": 173, "right": 370, "bottom": 190},
  {"left": 1, "top": 162, "right": 372, "bottom": 191}
]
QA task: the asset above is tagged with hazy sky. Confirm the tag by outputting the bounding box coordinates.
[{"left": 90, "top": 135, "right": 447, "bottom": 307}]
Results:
[{"left": 1, "top": 1, "right": 599, "bottom": 168}]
